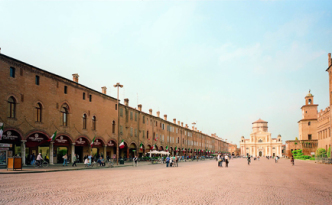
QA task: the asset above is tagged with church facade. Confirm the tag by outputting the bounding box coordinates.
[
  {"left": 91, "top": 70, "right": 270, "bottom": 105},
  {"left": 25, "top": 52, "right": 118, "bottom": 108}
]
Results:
[{"left": 240, "top": 119, "right": 282, "bottom": 157}]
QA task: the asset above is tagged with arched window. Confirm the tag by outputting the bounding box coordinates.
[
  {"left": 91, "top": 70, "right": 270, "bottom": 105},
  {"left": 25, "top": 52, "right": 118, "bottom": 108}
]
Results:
[
  {"left": 61, "top": 104, "right": 69, "bottom": 126},
  {"left": 36, "top": 103, "right": 42, "bottom": 122},
  {"left": 112, "top": 121, "right": 115, "bottom": 134},
  {"left": 83, "top": 114, "right": 87, "bottom": 129},
  {"left": 8, "top": 97, "right": 16, "bottom": 118},
  {"left": 147, "top": 131, "right": 149, "bottom": 139},
  {"left": 308, "top": 99, "right": 312, "bottom": 104},
  {"left": 258, "top": 139, "right": 262, "bottom": 143},
  {"left": 92, "top": 116, "right": 96, "bottom": 130}
]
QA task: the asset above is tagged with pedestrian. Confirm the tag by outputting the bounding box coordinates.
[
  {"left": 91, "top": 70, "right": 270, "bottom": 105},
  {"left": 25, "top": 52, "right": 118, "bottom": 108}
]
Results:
[
  {"left": 291, "top": 155, "right": 294, "bottom": 166},
  {"left": 134, "top": 155, "right": 138, "bottom": 167},
  {"left": 170, "top": 156, "right": 173, "bottom": 167},
  {"left": 166, "top": 156, "right": 170, "bottom": 167},
  {"left": 247, "top": 155, "right": 251, "bottom": 165},
  {"left": 31, "top": 153, "right": 36, "bottom": 165},
  {"left": 217, "top": 154, "right": 221, "bottom": 167},
  {"left": 72, "top": 154, "right": 77, "bottom": 167},
  {"left": 175, "top": 156, "right": 178, "bottom": 167},
  {"left": 225, "top": 155, "right": 229, "bottom": 167},
  {"left": 62, "top": 154, "right": 68, "bottom": 166}
]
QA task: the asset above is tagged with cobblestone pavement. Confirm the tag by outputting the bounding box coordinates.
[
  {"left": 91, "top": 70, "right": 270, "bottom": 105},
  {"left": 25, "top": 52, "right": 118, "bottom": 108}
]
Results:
[{"left": 1, "top": 158, "right": 332, "bottom": 204}]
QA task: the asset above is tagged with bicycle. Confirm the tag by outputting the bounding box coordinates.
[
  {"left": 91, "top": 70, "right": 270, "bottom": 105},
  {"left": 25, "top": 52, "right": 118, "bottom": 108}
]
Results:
[{"left": 34, "top": 160, "right": 48, "bottom": 168}]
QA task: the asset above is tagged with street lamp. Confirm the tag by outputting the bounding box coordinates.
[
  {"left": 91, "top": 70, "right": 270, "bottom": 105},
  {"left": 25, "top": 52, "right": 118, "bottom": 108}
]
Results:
[{"left": 114, "top": 82, "right": 123, "bottom": 165}]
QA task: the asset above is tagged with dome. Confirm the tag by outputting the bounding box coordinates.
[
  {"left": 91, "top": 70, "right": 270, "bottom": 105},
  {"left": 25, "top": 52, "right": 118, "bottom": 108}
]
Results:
[
  {"left": 252, "top": 118, "right": 268, "bottom": 124},
  {"left": 306, "top": 90, "right": 313, "bottom": 97}
]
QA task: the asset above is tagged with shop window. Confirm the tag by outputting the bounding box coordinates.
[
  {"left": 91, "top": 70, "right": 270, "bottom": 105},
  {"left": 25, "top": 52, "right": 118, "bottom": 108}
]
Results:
[
  {"left": 10, "top": 67, "right": 15, "bottom": 78},
  {"left": 92, "top": 116, "right": 96, "bottom": 130},
  {"left": 83, "top": 114, "right": 87, "bottom": 129},
  {"left": 36, "top": 103, "right": 42, "bottom": 122},
  {"left": 8, "top": 96, "right": 16, "bottom": 118},
  {"left": 61, "top": 104, "right": 69, "bottom": 126},
  {"left": 112, "top": 121, "right": 115, "bottom": 133}
]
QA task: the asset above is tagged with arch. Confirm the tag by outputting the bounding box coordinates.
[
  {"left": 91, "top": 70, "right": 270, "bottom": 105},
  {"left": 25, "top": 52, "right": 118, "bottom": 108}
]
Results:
[
  {"left": 92, "top": 116, "right": 97, "bottom": 130},
  {"left": 60, "top": 103, "right": 69, "bottom": 126},
  {"left": 54, "top": 134, "right": 73, "bottom": 146},
  {"left": 55, "top": 133, "right": 74, "bottom": 143},
  {"left": 107, "top": 139, "right": 117, "bottom": 146},
  {"left": 2, "top": 128, "right": 23, "bottom": 143},
  {"left": 159, "top": 146, "right": 164, "bottom": 151},
  {"left": 59, "top": 101, "right": 71, "bottom": 113},
  {"left": 74, "top": 135, "right": 91, "bottom": 144},
  {"left": 93, "top": 137, "right": 106, "bottom": 147},
  {"left": 3, "top": 128, "right": 23, "bottom": 140},
  {"left": 6, "top": 94, "right": 18, "bottom": 103},
  {"left": 25, "top": 130, "right": 50, "bottom": 140},
  {"left": 154, "top": 145, "right": 158, "bottom": 150}
]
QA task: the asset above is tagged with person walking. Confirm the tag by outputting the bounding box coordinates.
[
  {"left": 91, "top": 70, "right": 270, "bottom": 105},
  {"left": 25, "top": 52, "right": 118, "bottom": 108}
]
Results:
[
  {"left": 247, "top": 155, "right": 251, "bottom": 165},
  {"left": 275, "top": 156, "right": 278, "bottom": 163},
  {"left": 72, "top": 154, "right": 77, "bottom": 167},
  {"left": 134, "top": 155, "right": 138, "bottom": 167},
  {"left": 31, "top": 153, "right": 36, "bottom": 165},
  {"left": 217, "top": 154, "right": 221, "bottom": 167},
  {"left": 62, "top": 154, "right": 68, "bottom": 166},
  {"left": 291, "top": 155, "right": 294, "bottom": 165},
  {"left": 166, "top": 156, "right": 170, "bottom": 167},
  {"left": 225, "top": 155, "right": 229, "bottom": 168},
  {"left": 175, "top": 156, "right": 178, "bottom": 167},
  {"left": 170, "top": 156, "right": 173, "bottom": 167}
]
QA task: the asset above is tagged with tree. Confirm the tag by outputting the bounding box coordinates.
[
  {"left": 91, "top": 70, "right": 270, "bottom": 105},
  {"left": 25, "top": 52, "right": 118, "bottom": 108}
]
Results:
[
  {"left": 295, "top": 137, "right": 298, "bottom": 141},
  {"left": 316, "top": 148, "right": 327, "bottom": 157}
]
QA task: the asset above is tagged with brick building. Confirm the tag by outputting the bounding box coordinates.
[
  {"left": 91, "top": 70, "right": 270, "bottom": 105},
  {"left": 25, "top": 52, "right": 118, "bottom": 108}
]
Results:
[{"left": 0, "top": 53, "right": 228, "bottom": 165}]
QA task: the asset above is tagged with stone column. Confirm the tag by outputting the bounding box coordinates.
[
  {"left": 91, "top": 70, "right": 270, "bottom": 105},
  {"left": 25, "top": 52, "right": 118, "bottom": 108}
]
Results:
[
  {"left": 21, "top": 140, "right": 27, "bottom": 165},
  {"left": 104, "top": 145, "right": 107, "bottom": 158},
  {"left": 265, "top": 147, "right": 267, "bottom": 157},
  {"left": 71, "top": 143, "right": 75, "bottom": 163},
  {"left": 50, "top": 142, "right": 54, "bottom": 165}
]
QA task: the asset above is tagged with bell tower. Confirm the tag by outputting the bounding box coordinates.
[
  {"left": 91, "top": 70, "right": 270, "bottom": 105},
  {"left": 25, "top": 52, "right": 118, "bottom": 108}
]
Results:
[{"left": 298, "top": 90, "right": 318, "bottom": 140}]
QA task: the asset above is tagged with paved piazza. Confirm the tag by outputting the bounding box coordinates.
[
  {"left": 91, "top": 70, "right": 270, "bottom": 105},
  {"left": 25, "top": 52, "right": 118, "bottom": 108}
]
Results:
[{"left": 1, "top": 158, "right": 332, "bottom": 204}]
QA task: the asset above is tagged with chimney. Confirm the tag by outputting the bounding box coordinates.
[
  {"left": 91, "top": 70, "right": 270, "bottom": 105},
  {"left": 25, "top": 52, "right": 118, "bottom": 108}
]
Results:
[
  {"left": 195, "top": 127, "right": 197, "bottom": 131},
  {"left": 185, "top": 124, "right": 188, "bottom": 128},
  {"left": 177, "top": 121, "right": 180, "bottom": 125},
  {"left": 101, "top": 86, "right": 107, "bottom": 94},
  {"left": 164, "top": 114, "right": 167, "bottom": 121},
  {"left": 72, "top": 73, "right": 79, "bottom": 83},
  {"left": 181, "top": 122, "right": 183, "bottom": 127},
  {"left": 138, "top": 104, "right": 142, "bottom": 111},
  {"left": 173, "top": 118, "right": 176, "bottom": 123},
  {"left": 329, "top": 53, "right": 331, "bottom": 67},
  {"left": 157, "top": 111, "right": 160, "bottom": 117},
  {"left": 192, "top": 126, "right": 195, "bottom": 130},
  {"left": 124, "top": 98, "right": 129, "bottom": 106},
  {"left": 149, "top": 109, "right": 152, "bottom": 115}
]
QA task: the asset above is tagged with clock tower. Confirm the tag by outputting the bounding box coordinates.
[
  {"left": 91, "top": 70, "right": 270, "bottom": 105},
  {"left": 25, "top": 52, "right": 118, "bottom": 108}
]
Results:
[{"left": 298, "top": 90, "right": 318, "bottom": 140}]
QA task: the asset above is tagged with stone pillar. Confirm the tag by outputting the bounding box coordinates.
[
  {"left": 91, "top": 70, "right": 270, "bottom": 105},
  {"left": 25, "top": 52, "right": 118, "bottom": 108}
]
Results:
[
  {"left": 104, "top": 145, "right": 107, "bottom": 158},
  {"left": 277, "top": 146, "right": 279, "bottom": 157},
  {"left": 71, "top": 143, "right": 75, "bottom": 163},
  {"left": 21, "top": 140, "right": 27, "bottom": 165},
  {"left": 50, "top": 142, "right": 54, "bottom": 165},
  {"left": 265, "top": 147, "right": 267, "bottom": 157}
]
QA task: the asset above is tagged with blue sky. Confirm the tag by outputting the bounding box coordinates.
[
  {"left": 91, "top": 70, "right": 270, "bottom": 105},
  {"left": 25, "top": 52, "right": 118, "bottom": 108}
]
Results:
[{"left": 1, "top": 0, "right": 332, "bottom": 145}]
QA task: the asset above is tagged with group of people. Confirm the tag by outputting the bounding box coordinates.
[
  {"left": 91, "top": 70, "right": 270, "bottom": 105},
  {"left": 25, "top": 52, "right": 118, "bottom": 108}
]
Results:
[
  {"left": 165, "top": 155, "right": 179, "bottom": 167},
  {"left": 217, "top": 154, "right": 230, "bottom": 167}
]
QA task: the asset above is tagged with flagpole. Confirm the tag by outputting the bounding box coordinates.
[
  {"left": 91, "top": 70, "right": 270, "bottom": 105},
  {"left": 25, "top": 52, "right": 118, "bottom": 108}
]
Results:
[{"left": 114, "top": 83, "right": 123, "bottom": 165}]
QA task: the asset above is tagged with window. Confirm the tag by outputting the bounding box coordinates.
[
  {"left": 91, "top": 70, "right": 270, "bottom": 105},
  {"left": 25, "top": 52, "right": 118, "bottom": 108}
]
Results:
[
  {"left": 64, "top": 86, "right": 67, "bottom": 94},
  {"left": 10, "top": 67, "right": 15, "bottom": 78},
  {"left": 120, "top": 126, "right": 123, "bottom": 134},
  {"left": 308, "top": 134, "right": 312, "bottom": 140},
  {"left": 156, "top": 121, "right": 157, "bottom": 126},
  {"left": 92, "top": 116, "right": 96, "bottom": 130},
  {"left": 120, "top": 108, "right": 123, "bottom": 117},
  {"left": 83, "top": 114, "right": 87, "bottom": 129},
  {"left": 258, "top": 139, "right": 262, "bottom": 143},
  {"left": 147, "top": 131, "right": 149, "bottom": 139},
  {"left": 143, "top": 130, "right": 145, "bottom": 138},
  {"left": 135, "top": 129, "right": 138, "bottom": 137},
  {"left": 115, "top": 104, "right": 117, "bottom": 110},
  {"left": 308, "top": 122, "right": 311, "bottom": 126},
  {"left": 36, "top": 103, "right": 42, "bottom": 122},
  {"left": 130, "top": 127, "right": 133, "bottom": 136},
  {"left": 162, "top": 124, "right": 165, "bottom": 130},
  {"left": 143, "top": 116, "right": 145, "bottom": 123},
  {"left": 309, "top": 99, "right": 312, "bottom": 104},
  {"left": 89, "top": 95, "right": 92, "bottom": 102},
  {"left": 130, "top": 112, "right": 133, "bottom": 120},
  {"left": 135, "top": 113, "right": 137, "bottom": 121},
  {"left": 112, "top": 121, "right": 115, "bottom": 133},
  {"left": 83, "top": 92, "right": 86, "bottom": 100},
  {"left": 8, "top": 97, "right": 16, "bottom": 118},
  {"left": 35, "top": 75, "right": 40, "bottom": 85},
  {"left": 61, "top": 104, "right": 69, "bottom": 126}
]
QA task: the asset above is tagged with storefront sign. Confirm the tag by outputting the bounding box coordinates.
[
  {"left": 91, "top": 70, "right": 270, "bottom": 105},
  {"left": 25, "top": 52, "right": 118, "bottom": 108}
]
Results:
[
  {"left": 2, "top": 131, "right": 19, "bottom": 141},
  {"left": 76, "top": 138, "right": 87, "bottom": 145},
  {"left": 0, "top": 148, "right": 9, "bottom": 151},
  {"left": 108, "top": 141, "right": 114, "bottom": 146},
  {"left": 28, "top": 134, "right": 45, "bottom": 142},
  {"left": 55, "top": 136, "right": 68, "bottom": 144},
  {"left": 94, "top": 139, "right": 101, "bottom": 146},
  {"left": 0, "top": 143, "right": 12, "bottom": 148}
]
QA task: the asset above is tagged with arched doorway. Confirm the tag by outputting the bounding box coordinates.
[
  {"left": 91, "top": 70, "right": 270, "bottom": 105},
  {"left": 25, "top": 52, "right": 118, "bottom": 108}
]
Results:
[
  {"left": 26, "top": 132, "right": 50, "bottom": 164},
  {"left": 106, "top": 140, "right": 117, "bottom": 159},
  {"left": 54, "top": 135, "right": 72, "bottom": 164},
  {"left": 74, "top": 137, "right": 90, "bottom": 163},
  {"left": 259, "top": 151, "right": 262, "bottom": 157},
  {"left": 129, "top": 143, "right": 137, "bottom": 158},
  {"left": 1, "top": 129, "right": 23, "bottom": 165}
]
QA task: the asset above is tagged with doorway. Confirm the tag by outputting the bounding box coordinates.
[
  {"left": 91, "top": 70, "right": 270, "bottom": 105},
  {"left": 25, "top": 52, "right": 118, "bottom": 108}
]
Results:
[
  {"left": 75, "top": 146, "right": 83, "bottom": 162},
  {"left": 259, "top": 151, "right": 262, "bottom": 157}
]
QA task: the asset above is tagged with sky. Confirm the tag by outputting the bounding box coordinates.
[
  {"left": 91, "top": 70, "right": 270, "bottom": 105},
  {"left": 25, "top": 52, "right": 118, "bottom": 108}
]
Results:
[{"left": 1, "top": 0, "right": 332, "bottom": 146}]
